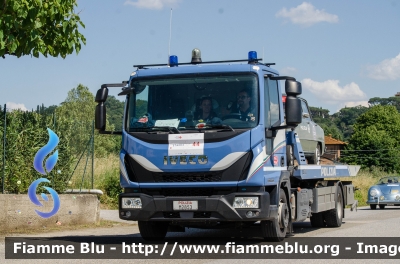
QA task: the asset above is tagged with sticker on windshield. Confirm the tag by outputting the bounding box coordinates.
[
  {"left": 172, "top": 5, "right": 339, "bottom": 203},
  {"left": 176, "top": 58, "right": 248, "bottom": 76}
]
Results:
[
  {"left": 168, "top": 133, "right": 204, "bottom": 156},
  {"left": 155, "top": 119, "right": 180, "bottom": 128}
]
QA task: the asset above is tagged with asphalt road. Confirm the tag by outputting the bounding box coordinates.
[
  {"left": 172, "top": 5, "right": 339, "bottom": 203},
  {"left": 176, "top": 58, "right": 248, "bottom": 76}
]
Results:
[{"left": 2, "top": 206, "right": 400, "bottom": 263}]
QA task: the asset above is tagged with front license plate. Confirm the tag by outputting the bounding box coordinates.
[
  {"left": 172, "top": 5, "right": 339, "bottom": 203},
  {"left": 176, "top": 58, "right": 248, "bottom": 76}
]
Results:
[
  {"left": 391, "top": 190, "right": 399, "bottom": 194},
  {"left": 387, "top": 204, "right": 394, "bottom": 206},
  {"left": 173, "top": 201, "right": 198, "bottom": 210}
]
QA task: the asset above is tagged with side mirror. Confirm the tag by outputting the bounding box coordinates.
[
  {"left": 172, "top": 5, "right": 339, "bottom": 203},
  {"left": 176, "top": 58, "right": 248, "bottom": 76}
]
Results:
[
  {"left": 285, "top": 79, "right": 302, "bottom": 126},
  {"left": 95, "top": 103, "right": 106, "bottom": 131},
  {"left": 95, "top": 87, "right": 108, "bottom": 103},
  {"left": 285, "top": 80, "right": 302, "bottom": 96},
  {"left": 95, "top": 87, "right": 108, "bottom": 131}
]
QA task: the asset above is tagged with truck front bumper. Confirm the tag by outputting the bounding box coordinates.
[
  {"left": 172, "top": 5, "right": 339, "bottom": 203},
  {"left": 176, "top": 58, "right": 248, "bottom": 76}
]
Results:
[{"left": 119, "top": 192, "right": 272, "bottom": 222}]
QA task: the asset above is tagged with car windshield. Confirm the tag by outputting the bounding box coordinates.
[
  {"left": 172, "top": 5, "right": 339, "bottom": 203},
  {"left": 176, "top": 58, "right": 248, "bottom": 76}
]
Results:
[
  {"left": 377, "top": 177, "right": 400, "bottom": 184},
  {"left": 126, "top": 73, "right": 259, "bottom": 132}
]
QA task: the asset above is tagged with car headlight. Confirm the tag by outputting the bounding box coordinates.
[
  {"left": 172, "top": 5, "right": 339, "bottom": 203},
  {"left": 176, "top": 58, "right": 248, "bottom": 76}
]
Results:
[
  {"left": 122, "top": 198, "right": 142, "bottom": 209},
  {"left": 233, "top": 197, "right": 259, "bottom": 208},
  {"left": 370, "top": 188, "right": 379, "bottom": 197}
]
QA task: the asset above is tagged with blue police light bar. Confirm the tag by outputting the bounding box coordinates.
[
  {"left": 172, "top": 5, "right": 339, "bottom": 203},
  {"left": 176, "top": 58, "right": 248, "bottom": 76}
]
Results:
[
  {"left": 248, "top": 51, "right": 257, "bottom": 62},
  {"left": 169, "top": 55, "right": 178, "bottom": 67}
]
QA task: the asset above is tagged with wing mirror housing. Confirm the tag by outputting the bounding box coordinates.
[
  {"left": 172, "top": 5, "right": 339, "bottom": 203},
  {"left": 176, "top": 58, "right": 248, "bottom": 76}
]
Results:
[
  {"left": 94, "top": 82, "right": 127, "bottom": 134},
  {"left": 285, "top": 79, "right": 302, "bottom": 126},
  {"left": 95, "top": 87, "right": 108, "bottom": 131}
]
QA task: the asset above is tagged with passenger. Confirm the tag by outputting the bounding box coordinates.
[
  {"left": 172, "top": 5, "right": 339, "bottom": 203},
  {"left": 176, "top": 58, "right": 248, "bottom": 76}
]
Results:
[
  {"left": 230, "top": 89, "right": 256, "bottom": 122},
  {"left": 388, "top": 178, "right": 393, "bottom": 184},
  {"left": 196, "top": 97, "right": 218, "bottom": 122}
]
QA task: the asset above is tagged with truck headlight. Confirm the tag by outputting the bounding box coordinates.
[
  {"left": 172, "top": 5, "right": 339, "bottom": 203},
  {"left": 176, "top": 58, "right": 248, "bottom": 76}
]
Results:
[
  {"left": 233, "top": 197, "right": 259, "bottom": 208},
  {"left": 122, "top": 198, "right": 142, "bottom": 209},
  {"left": 370, "top": 188, "right": 379, "bottom": 197}
]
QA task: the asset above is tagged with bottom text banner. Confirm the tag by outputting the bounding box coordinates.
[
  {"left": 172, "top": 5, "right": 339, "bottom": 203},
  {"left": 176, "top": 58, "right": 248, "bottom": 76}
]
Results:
[{"left": 5, "top": 237, "right": 400, "bottom": 259}]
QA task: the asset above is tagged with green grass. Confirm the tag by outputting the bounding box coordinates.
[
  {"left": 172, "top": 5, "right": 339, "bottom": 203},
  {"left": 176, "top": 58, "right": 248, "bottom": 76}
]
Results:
[{"left": 94, "top": 154, "right": 122, "bottom": 209}]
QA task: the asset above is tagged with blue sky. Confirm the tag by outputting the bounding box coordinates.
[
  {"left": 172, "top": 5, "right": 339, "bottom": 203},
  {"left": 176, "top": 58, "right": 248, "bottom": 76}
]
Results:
[{"left": 2, "top": 0, "right": 400, "bottom": 114}]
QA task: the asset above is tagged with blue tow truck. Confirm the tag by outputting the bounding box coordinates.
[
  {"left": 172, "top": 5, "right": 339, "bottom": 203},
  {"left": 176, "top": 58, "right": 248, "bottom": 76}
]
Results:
[{"left": 94, "top": 49, "right": 360, "bottom": 241}]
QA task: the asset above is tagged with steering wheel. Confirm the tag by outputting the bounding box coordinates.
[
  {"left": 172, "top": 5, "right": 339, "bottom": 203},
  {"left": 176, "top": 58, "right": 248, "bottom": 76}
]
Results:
[{"left": 222, "top": 113, "right": 242, "bottom": 121}]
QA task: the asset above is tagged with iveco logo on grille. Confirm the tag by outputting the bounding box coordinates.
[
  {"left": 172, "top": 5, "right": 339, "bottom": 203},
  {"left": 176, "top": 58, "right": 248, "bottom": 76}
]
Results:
[{"left": 164, "top": 155, "right": 208, "bottom": 165}]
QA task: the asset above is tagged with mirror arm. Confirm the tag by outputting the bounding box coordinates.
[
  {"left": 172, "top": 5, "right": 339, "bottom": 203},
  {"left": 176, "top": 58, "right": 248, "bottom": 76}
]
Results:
[
  {"left": 266, "top": 125, "right": 297, "bottom": 139},
  {"left": 265, "top": 74, "right": 296, "bottom": 81},
  {"left": 270, "top": 125, "right": 297, "bottom": 131},
  {"left": 101, "top": 82, "right": 128, "bottom": 89}
]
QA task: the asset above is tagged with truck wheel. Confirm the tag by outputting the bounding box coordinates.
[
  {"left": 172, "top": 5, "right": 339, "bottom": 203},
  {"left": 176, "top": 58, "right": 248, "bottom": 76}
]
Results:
[
  {"left": 379, "top": 205, "right": 386, "bottom": 209},
  {"left": 138, "top": 221, "right": 169, "bottom": 241},
  {"left": 324, "top": 186, "right": 343, "bottom": 227},
  {"left": 286, "top": 145, "right": 294, "bottom": 166},
  {"left": 261, "top": 188, "right": 289, "bottom": 242},
  {"left": 370, "top": 204, "right": 377, "bottom": 210},
  {"left": 309, "top": 145, "right": 321, "bottom": 165},
  {"left": 310, "top": 213, "right": 325, "bottom": 227}
]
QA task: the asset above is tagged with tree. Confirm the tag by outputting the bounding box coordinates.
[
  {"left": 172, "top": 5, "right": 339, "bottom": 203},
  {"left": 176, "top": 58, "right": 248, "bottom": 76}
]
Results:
[
  {"left": 0, "top": 0, "right": 85, "bottom": 58},
  {"left": 56, "top": 84, "right": 120, "bottom": 157},
  {"left": 309, "top": 106, "right": 330, "bottom": 120},
  {"left": 331, "top": 106, "right": 369, "bottom": 141},
  {"left": 342, "top": 105, "right": 400, "bottom": 172},
  {"left": 369, "top": 97, "right": 400, "bottom": 112},
  {"left": 104, "top": 95, "right": 124, "bottom": 131},
  {"left": 36, "top": 103, "right": 57, "bottom": 115}
]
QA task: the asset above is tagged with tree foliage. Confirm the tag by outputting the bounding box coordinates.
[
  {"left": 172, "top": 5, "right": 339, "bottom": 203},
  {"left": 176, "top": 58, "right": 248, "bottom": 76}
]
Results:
[
  {"left": 342, "top": 105, "right": 400, "bottom": 172},
  {"left": 36, "top": 103, "right": 57, "bottom": 114},
  {"left": 0, "top": 109, "right": 74, "bottom": 193},
  {"left": 56, "top": 84, "right": 120, "bottom": 157},
  {"left": 0, "top": 0, "right": 85, "bottom": 58},
  {"left": 331, "top": 106, "right": 369, "bottom": 141},
  {"left": 104, "top": 95, "right": 124, "bottom": 131},
  {"left": 369, "top": 96, "right": 400, "bottom": 112}
]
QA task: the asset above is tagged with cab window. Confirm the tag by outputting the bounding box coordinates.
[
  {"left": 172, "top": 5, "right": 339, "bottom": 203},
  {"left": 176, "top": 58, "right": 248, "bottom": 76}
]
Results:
[
  {"left": 301, "top": 100, "right": 311, "bottom": 121},
  {"left": 264, "top": 79, "right": 280, "bottom": 127}
]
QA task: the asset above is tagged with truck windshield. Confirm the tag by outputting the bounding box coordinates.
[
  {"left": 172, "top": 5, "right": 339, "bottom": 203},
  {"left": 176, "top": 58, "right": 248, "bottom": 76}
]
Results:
[{"left": 126, "top": 73, "right": 259, "bottom": 132}]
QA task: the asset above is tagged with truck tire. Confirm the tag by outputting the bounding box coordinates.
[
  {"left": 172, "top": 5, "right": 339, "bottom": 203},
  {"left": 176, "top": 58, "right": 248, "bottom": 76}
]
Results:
[
  {"left": 324, "top": 186, "right": 343, "bottom": 227},
  {"left": 261, "top": 188, "right": 289, "bottom": 242},
  {"left": 379, "top": 204, "right": 386, "bottom": 209},
  {"left": 309, "top": 145, "right": 321, "bottom": 165},
  {"left": 370, "top": 204, "right": 377, "bottom": 210},
  {"left": 286, "top": 145, "right": 294, "bottom": 166},
  {"left": 310, "top": 213, "right": 325, "bottom": 227},
  {"left": 138, "top": 221, "right": 169, "bottom": 241}
]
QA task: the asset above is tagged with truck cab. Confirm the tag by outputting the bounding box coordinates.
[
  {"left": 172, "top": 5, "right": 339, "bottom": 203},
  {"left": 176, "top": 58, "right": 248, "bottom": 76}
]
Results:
[{"left": 95, "top": 50, "right": 359, "bottom": 242}]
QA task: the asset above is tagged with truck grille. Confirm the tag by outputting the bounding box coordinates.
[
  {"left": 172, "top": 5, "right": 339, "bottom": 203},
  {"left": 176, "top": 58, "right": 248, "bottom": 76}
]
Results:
[
  {"left": 161, "top": 188, "right": 214, "bottom": 196},
  {"left": 153, "top": 172, "right": 222, "bottom": 182},
  {"left": 140, "top": 187, "right": 236, "bottom": 197}
]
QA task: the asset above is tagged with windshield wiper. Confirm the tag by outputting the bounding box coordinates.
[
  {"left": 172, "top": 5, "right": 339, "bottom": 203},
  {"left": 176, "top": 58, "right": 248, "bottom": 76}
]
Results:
[
  {"left": 129, "top": 126, "right": 181, "bottom": 134},
  {"left": 203, "top": 124, "right": 235, "bottom": 132},
  {"left": 151, "top": 126, "right": 181, "bottom": 134}
]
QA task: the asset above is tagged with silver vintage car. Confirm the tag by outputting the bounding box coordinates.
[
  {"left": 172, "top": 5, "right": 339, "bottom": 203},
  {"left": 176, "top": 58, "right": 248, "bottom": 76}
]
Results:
[
  {"left": 367, "top": 176, "right": 400, "bottom": 209},
  {"left": 292, "top": 97, "right": 325, "bottom": 164}
]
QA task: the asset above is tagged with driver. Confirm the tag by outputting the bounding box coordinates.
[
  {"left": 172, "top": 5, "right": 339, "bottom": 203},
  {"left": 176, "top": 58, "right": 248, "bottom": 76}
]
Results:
[{"left": 229, "top": 89, "right": 256, "bottom": 122}]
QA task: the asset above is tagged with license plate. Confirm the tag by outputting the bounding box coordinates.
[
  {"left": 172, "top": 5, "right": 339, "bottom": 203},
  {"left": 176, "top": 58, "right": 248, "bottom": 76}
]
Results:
[
  {"left": 391, "top": 190, "right": 399, "bottom": 194},
  {"left": 387, "top": 204, "right": 394, "bottom": 206},
  {"left": 173, "top": 201, "right": 198, "bottom": 210}
]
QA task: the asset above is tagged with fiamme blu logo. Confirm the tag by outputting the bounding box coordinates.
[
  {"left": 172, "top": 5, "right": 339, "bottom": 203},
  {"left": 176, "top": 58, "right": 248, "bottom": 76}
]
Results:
[{"left": 27, "top": 128, "right": 61, "bottom": 218}]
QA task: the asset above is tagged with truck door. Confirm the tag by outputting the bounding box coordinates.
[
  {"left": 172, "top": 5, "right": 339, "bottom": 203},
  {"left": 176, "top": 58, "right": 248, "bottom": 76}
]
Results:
[{"left": 264, "top": 78, "right": 281, "bottom": 156}]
